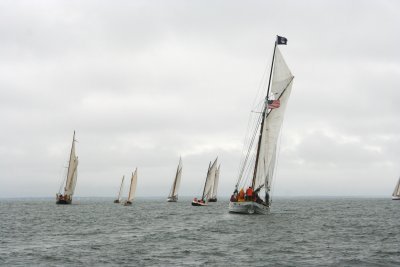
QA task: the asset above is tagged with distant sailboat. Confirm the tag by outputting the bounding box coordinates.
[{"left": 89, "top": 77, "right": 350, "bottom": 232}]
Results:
[
  {"left": 192, "top": 157, "right": 218, "bottom": 206},
  {"left": 167, "top": 157, "right": 183, "bottom": 202},
  {"left": 56, "top": 131, "right": 79, "bottom": 205},
  {"left": 392, "top": 177, "right": 400, "bottom": 200},
  {"left": 209, "top": 164, "right": 220, "bottom": 202},
  {"left": 124, "top": 168, "right": 138, "bottom": 206},
  {"left": 114, "top": 175, "right": 125, "bottom": 203},
  {"left": 229, "top": 35, "right": 294, "bottom": 214}
]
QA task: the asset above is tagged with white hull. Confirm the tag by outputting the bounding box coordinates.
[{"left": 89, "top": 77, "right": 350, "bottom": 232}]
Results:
[
  {"left": 229, "top": 201, "right": 269, "bottom": 214},
  {"left": 392, "top": 196, "right": 400, "bottom": 200}
]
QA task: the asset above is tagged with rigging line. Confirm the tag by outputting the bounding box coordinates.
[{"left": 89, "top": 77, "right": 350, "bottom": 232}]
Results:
[
  {"left": 235, "top": 111, "right": 259, "bottom": 183},
  {"left": 242, "top": 151, "right": 256, "bottom": 188},
  {"left": 236, "top": 112, "right": 263, "bottom": 187}
]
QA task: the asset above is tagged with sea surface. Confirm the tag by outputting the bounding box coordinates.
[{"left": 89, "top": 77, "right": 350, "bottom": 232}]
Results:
[{"left": 0, "top": 197, "right": 399, "bottom": 266}]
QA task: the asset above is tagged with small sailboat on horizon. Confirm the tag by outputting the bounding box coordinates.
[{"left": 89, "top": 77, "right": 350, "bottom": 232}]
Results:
[
  {"left": 56, "top": 131, "right": 79, "bottom": 205},
  {"left": 167, "top": 157, "right": 183, "bottom": 202},
  {"left": 229, "top": 35, "right": 294, "bottom": 214},
  {"left": 392, "top": 177, "right": 400, "bottom": 200},
  {"left": 114, "top": 175, "right": 125, "bottom": 203},
  {"left": 192, "top": 157, "right": 218, "bottom": 206},
  {"left": 124, "top": 168, "right": 138, "bottom": 206}
]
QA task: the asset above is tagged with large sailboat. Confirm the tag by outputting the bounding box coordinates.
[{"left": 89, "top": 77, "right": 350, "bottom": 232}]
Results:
[
  {"left": 392, "top": 177, "right": 400, "bottom": 200},
  {"left": 167, "top": 157, "right": 183, "bottom": 202},
  {"left": 114, "top": 175, "right": 125, "bottom": 203},
  {"left": 209, "top": 164, "right": 220, "bottom": 202},
  {"left": 229, "top": 35, "right": 294, "bottom": 214},
  {"left": 56, "top": 131, "right": 79, "bottom": 205},
  {"left": 192, "top": 157, "right": 218, "bottom": 206},
  {"left": 124, "top": 168, "right": 138, "bottom": 206}
]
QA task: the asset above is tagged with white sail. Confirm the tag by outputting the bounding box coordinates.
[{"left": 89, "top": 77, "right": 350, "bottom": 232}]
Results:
[
  {"left": 64, "top": 132, "right": 78, "bottom": 196},
  {"left": 211, "top": 165, "right": 220, "bottom": 199},
  {"left": 253, "top": 46, "right": 294, "bottom": 191},
  {"left": 117, "top": 175, "right": 125, "bottom": 202},
  {"left": 168, "top": 158, "right": 183, "bottom": 198},
  {"left": 127, "top": 169, "right": 138, "bottom": 202},
  {"left": 202, "top": 158, "right": 218, "bottom": 201},
  {"left": 392, "top": 177, "right": 400, "bottom": 197}
]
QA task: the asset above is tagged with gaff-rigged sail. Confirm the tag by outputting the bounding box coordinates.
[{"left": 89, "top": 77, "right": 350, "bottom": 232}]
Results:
[
  {"left": 202, "top": 158, "right": 218, "bottom": 201},
  {"left": 392, "top": 177, "right": 400, "bottom": 198},
  {"left": 63, "top": 131, "right": 78, "bottom": 196},
  {"left": 168, "top": 157, "right": 183, "bottom": 199},
  {"left": 210, "top": 165, "right": 220, "bottom": 199},
  {"left": 127, "top": 169, "right": 138, "bottom": 202},
  {"left": 252, "top": 47, "right": 294, "bottom": 191},
  {"left": 116, "top": 176, "right": 125, "bottom": 202}
]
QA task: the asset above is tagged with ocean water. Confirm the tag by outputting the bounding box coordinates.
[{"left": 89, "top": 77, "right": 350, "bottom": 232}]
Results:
[{"left": 0, "top": 197, "right": 399, "bottom": 266}]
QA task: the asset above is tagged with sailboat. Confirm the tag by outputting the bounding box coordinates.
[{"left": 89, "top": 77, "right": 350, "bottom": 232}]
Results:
[
  {"left": 114, "top": 175, "right": 125, "bottom": 203},
  {"left": 392, "top": 177, "right": 400, "bottom": 200},
  {"left": 229, "top": 35, "right": 294, "bottom": 214},
  {"left": 56, "top": 131, "right": 79, "bottom": 205},
  {"left": 124, "top": 168, "right": 138, "bottom": 206},
  {"left": 167, "top": 157, "right": 183, "bottom": 202},
  {"left": 209, "top": 164, "right": 220, "bottom": 202},
  {"left": 192, "top": 157, "right": 218, "bottom": 206}
]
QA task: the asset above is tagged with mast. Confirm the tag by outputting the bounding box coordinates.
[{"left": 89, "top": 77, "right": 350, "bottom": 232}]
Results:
[{"left": 252, "top": 39, "right": 278, "bottom": 188}]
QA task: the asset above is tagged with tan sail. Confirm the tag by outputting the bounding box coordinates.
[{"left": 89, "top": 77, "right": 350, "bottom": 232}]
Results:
[
  {"left": 167, "top": 157, "right": 183, "bottom": 202},
  {"left": 126, "top": 168, "right": 138, "bottom": 203},
  {"left": 56, "top": 131, "right": 78, "bottom": 205},
  {"left": 114, "top": 175, "right": 125, "bottom": 203}
]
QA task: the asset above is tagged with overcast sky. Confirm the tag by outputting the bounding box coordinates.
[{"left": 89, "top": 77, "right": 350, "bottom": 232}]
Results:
[{"left": 1, "top": 0, "right": 399, "bottom": 198}]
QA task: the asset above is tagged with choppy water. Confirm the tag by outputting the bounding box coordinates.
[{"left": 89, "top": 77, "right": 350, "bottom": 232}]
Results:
[{"left": 0, "top": 197, "right": 399, "bottom": 266}]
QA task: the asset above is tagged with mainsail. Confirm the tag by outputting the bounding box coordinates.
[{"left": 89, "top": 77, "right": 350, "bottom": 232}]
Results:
[
  {"left": 210, "top": 164, "right": 220, "bottom": 200},
  {"left": 63, "top": 131, "right": 78, "bottom": 197},
  {"left": 392, "top": 177, "right": 400, "bottom": 198},
  {"left": 251, "top": 46, "right": 294, "bottom": 191},
  {"left": 127, "top": 168, "right": 138, "bottom": 202},
  {"left": 202, "top": 158, "right": 218, "bottom": 201},
  {"left": 168, "top": 157, "right": 183, "bottom": 199}
]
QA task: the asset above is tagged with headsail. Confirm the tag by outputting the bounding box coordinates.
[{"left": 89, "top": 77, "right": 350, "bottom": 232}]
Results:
[
  {"left": 127, "top": 168, "right": 138, "bottom": 202},
  {"left": 202, "top": 157, "right": 218, "bottom": 201},
  {"left": 63, "top": 131, "right": 78, "bottom": 196}
]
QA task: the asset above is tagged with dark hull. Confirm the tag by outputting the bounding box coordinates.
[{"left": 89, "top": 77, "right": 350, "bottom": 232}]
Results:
[
  {"left": 124, "top": 201, "right": 132, "bottom": 206},
  {"left": 56, "top": 199, "right": 72, "bottom": 205},
  {"left": 191, "top": 201, "right": 207, "bottom": 206},
  {"left": 113, "top": 200, "right": 120, "bottom": 203},
  {"left": 208, "top": 198, "right": 217, "bottom": 202}
]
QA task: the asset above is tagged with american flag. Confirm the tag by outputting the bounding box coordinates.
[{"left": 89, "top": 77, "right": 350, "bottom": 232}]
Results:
[{"left": 267, "top": 99, "right": 280, "bottom": 109}]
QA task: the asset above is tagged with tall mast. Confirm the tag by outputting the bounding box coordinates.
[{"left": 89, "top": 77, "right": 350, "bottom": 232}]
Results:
[
  {"left": 252, "top": 38, "right": 278, "bottom": 188},
  {"left": 64, "top": 130, "right": 76, "bottom": 193}
]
